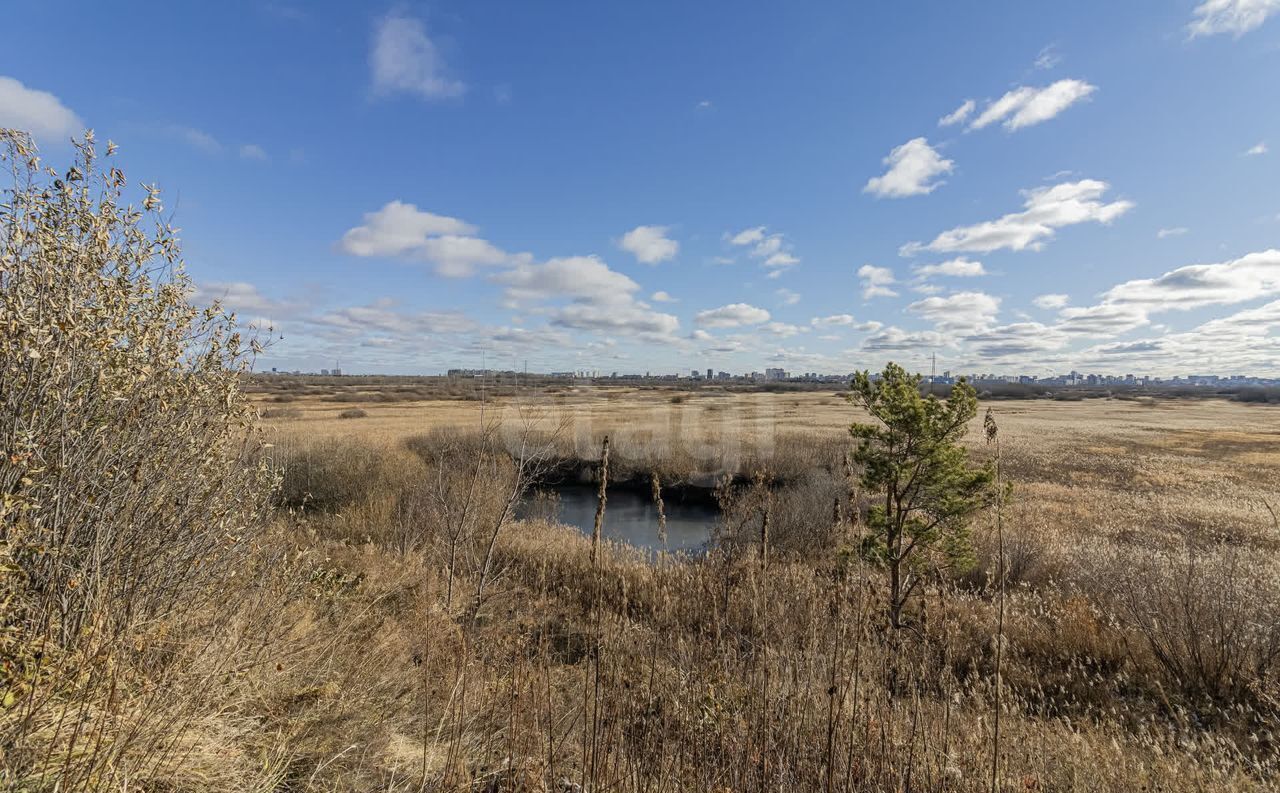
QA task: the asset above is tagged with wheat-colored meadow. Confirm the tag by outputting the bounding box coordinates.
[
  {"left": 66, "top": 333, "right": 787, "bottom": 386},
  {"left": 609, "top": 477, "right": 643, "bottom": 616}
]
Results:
[
  {"left": 228, "top": 383, "right": 1280, "bottom": 790},
  {"left": 259, "top": 383, "right": 1280, "bottom": 554}
]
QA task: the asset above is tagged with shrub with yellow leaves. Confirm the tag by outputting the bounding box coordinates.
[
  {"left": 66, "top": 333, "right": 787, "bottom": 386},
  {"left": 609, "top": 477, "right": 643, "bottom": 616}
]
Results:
[{"left": 0, "top": 129, "right": 276, "bottom": 788}]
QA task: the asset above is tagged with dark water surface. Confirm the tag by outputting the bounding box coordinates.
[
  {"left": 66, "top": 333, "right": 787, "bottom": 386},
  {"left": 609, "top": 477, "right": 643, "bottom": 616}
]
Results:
[{"left": 522, "top": 486, "right": 716, "bottom": 553}]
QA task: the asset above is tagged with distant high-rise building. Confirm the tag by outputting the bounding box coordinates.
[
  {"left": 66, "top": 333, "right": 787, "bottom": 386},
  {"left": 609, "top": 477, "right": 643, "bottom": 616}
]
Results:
[{"left": 707, "top": 368, "right": 714, "bottom": 380}]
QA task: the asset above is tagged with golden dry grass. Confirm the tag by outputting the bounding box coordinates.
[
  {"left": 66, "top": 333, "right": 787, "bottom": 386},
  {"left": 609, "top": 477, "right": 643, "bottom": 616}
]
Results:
[
  {"left": 258, "top": 387, "right": 1280, "bottom": 542},
  {"left": 18, "top": 375, "right": 1280, "bottom": 790}
]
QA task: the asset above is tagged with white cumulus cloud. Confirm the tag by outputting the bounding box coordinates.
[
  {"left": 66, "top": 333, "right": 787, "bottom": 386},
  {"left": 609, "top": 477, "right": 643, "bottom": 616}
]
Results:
[
  {"left": 762, "top": 321, "right": 805, "bottom": 337},
  {"left": 907, "top": 291, "right": 1001, "bottom": 331},
  {"left": 340, "top": 201, "right": 477, "bottom": 256},
  {"left": 339, "top": 201, "right": 526, "bottom": 277},
  {"left": 371, "top": 10, "right": 465, "bottom": 100},
  {"left": 938, "top": 100, "right": 975, "bottom": 127},
  {"left": 864, "top": 137, "right": 954, "bottom": 198},
  {"left": 618, "top": 225, "right": 678, "bottom": 264},
  {"left": 969, "top": 79, "right": 1096, "bottom": 132},
  {"left": 900, "top": 179, "right": 1133, "bottom": 256},
  {"left": 0, "top": 76, "right": 82, "bottom": 141},
  {"left": 858, "top": 265, "right": 898, "bottom": 299},
  {"left": 811, "top": 314, "right": 855, "bottom": 327},
  {"left": 1099, "top": 249, "right": 1280, "bottom": 312},
  {"left": 497, "top": 255, "right": 637, "bottom": 305},
  {"left": 726, "top": 226, "right": 801, "bottom": 275},
  {"left": 1032, "top": 293, "right": 1070, "bottom": 310},
  {"left": 862, "top": 326, "right": 947, "bottom": 352},
  {"left": 496, "top": 256, "right": 680, "bottom": 337},
  {"left": 963, "top": 322, "right": 1067, "bottom": 358},
  {"left": 728, "top": 226, "right": 766, "bottom": 246},
  {"left": 1038, "top": 249, "right": 1280, "bottom": 344},
  {"left": 1189, "top": 0, "right": 1280, "bottom": 37},
  {"left": 695, "top": 303, "right": 771, "bottom": 328},
  {"left": 914, "top": 257, "right": 987, "bottom": 277}
]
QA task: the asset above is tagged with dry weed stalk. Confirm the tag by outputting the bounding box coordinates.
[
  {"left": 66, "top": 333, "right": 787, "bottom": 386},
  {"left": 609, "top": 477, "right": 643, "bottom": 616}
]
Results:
[
  {"left": 651, "top": 471, "right": 667, "bottom": 548},
  {"left": 984, "top": 407, "right": 1004, "bottom": 793},
  {"left": 592, "top": 435, "right": 610, "bottom": 565}
]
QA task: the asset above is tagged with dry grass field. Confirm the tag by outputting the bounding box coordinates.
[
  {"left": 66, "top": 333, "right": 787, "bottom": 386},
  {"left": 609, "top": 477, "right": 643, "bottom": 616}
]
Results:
[
  {"left": 201, "top": 383, "right": 1280, "bottom": 791},
  {"left": 257, "top": 384, "right": 1280, "bottom": 551}
]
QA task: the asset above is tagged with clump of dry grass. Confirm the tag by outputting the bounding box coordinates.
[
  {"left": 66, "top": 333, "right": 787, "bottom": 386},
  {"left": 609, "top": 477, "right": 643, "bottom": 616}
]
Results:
[
  {"left": 338, "top": 407, "right": 368, "bottom": 419},
  {"left": 275, "top": 437, "right": 403, "bottom": 513}
]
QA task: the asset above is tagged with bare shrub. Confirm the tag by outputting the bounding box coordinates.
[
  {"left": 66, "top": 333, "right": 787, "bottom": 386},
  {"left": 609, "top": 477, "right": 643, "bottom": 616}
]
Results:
[
  {"left": 401, "top": 427, "right": 518, "bottom": 588},
  {"left": 1105, "top": 536, "right": 1280, "bottom": 706},
  {"left": 0, "top": 130, "right": 275, "bottom": 786},
  {"left": 260, "top": 406, "right": 302, "bottom": 419},
  {"left": 404, "top": 419, "right": 563, "bottom": 617},
  {"left": 965, "top": 519, "right": 1054, "bottom": 590},
  {"left": 338, "top": 407, "right": 368, "bottom": 419},
  {"left": 717, "top": 468, "right": 844, "bottom": 559},
  {"left": 275, "top": 438, "right": 395, "bottom": 512},
  {"left": 327, "top": 390, "right": 397, "bottom": 403}
]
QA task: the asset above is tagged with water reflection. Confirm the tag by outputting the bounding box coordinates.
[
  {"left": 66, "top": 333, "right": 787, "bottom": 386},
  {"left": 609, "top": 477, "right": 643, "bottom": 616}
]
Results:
[{"left": 521, "top": 486, "right": 716, "bottom": 554}]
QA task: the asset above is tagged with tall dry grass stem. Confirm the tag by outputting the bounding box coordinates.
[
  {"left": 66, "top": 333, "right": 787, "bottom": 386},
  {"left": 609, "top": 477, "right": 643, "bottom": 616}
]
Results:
[
  {"left": 592, "top": 435, "right": 610, "bottom": 566},
  {"left": 984, "top": 407, "right": 1005, "bottom": 793}
]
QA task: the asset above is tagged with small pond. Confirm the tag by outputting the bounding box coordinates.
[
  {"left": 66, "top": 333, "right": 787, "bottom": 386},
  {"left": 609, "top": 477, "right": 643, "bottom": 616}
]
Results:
[{"left": 521, "top": 485, "right": 717, "bottom": 554}]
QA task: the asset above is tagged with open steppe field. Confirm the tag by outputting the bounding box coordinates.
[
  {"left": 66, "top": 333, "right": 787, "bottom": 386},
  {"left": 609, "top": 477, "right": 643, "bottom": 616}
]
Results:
[
  {"left": 257, "top": 385, "right": 1280, "bottom": 551},
  {"left": 229, "top": 384, "right": 1280, "bottom": 790},
  {"left": 12, "top": 360, "right": 1280, "bottom": 791}
]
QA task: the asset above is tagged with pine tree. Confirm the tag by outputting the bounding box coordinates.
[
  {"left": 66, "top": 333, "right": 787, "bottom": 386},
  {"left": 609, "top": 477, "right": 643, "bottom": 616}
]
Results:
[{"left": 848, "top": 362, "right": 994, "bottom": 629}]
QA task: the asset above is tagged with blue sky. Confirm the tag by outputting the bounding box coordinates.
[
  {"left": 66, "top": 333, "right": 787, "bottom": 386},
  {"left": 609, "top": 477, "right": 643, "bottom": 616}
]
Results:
[{"left": 2, "top": 0, "right": 1279, "bottom": 376}]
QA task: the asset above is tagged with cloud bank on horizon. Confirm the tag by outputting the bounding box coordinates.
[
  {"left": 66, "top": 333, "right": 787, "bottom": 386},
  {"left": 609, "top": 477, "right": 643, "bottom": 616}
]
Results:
[{"left": 1, "top": 0, "right": 1278, "bottom": 377}]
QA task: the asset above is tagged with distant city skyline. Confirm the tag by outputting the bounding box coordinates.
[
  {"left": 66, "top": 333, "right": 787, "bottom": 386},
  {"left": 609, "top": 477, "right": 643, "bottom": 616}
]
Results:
[
  {"left": 267, "top": 362, "right": 1280, "bottom": 387},
  {"left": 2, "top": 2, "right": 1278, "bottom": 376}
]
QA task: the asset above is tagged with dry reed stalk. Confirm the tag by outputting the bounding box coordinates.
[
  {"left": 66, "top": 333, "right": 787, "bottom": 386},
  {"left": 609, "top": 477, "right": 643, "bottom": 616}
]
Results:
[
  {"left": 985, "top": 407, "right": 1005, "bottom": 793},
  {"left": 754, "top": 469, "right": 772, "bottom": 568},
  {"left": 651, "top": 471, "right": 668, "bottom": 548},
  {"left": 592, "top": 436, "right": 610, "bottom": 566}
]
